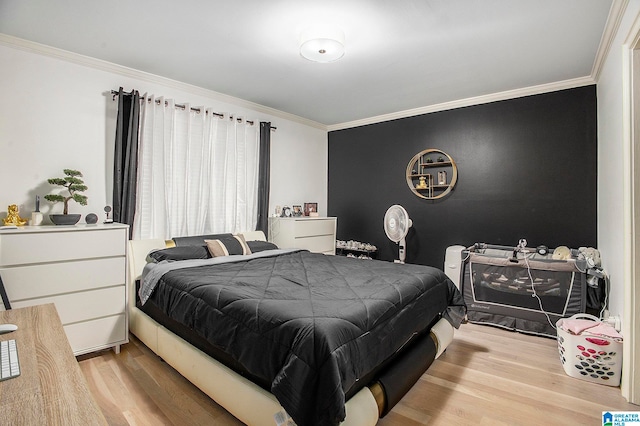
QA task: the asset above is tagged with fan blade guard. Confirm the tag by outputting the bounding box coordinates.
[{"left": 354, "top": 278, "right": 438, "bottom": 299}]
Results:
[{"left": 384, "top": 204, "right": 411, "bottom": 242}]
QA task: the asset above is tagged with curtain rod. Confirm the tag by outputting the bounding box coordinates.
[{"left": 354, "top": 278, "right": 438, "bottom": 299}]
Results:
[{"left": 110, "top": 90, "right": 276, "bottom": 130}]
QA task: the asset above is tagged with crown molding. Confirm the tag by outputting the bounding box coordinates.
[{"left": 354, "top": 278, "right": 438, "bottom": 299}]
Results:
[
  {"left": 328, "top": 76, "right": 596, "bottom": 132},
  {"left": 592, "top": 0, "right": 629, "bottom": 81},
  {"left": 329, "top": 0, "right": 624, "bottom": 132},
  {"left": 0, "top": 33, "right": 326, "bottom": 131},
  {"left": 0, "top": 26, "right": 609, "bottom": 134}
]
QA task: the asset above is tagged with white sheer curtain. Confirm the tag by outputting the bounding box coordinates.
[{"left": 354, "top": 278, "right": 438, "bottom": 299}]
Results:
[{"left": 132, "top": 95, "right": 259, "bottom": 240}]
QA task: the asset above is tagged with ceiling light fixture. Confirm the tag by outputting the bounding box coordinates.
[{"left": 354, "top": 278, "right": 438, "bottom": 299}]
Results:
[{"left": 299, "top": 26, "right": 345, "bottom": 63}]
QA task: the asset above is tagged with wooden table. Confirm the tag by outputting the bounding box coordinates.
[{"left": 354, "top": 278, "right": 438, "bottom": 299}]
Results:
[{"left": 0, "top": 304, "right": 107, "bottom": 425}]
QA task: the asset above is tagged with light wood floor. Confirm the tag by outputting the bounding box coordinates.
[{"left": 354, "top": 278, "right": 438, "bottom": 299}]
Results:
[{"left": 78, "top": 323, "right": 638, "bottom": 425}]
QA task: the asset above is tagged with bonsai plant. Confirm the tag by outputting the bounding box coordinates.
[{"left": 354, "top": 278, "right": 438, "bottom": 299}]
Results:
[{"left": 45, "top": 169, "right": 88, "bottom": 225}]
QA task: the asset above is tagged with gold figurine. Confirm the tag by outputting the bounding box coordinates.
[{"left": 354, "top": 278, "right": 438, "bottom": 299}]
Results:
[
  {"left": 3, "top": 204, "right": 28, "bottom": 226},
  {"left": 416, "top": 175, "right": 432, "bottom": 189},
  {"left": 416, "top": 176, "right": 428, "bottom": 189}
]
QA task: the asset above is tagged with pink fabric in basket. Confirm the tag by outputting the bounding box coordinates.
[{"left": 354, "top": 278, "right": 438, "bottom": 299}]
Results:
[
  {"left": 586, "top": 323, "right": 623, "bottom": 340},
  {"left": 561, "top": 319, "right": 598, "bottom": 335}
]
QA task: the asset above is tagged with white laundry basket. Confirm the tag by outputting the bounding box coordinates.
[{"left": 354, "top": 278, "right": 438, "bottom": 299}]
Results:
[{"left": 556, "top": 313, "right": 622, "bottom": 386}]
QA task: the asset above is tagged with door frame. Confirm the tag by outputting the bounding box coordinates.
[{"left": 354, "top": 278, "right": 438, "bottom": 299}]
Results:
[{"left": 622, "top": 10, "right": 640, "bottom": 405}]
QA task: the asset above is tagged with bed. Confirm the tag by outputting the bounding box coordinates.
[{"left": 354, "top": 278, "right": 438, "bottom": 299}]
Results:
[{"left": 128, "top": 231, "right": 465, "bottom": 426}]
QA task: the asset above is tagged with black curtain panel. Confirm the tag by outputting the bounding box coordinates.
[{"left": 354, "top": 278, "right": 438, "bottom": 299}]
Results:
[
  {"left": 256, "top": 122, "right": 271, "bottom": 234},
  {"left": 113, "top": 87, "right": 140, "bottom": 237}
]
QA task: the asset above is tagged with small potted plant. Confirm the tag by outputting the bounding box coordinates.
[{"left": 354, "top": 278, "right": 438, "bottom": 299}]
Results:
[{"left": 45, "top": 169, "right": 88, "bottom": 225}]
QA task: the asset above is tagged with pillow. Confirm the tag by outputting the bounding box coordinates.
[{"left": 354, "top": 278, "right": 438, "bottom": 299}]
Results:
[
  {"left": 205, "top": 235, "right": 252, "bottom": 257},
  {"left": 147, "top": 245, "right": 211, "bottom": 263},
  {"left": 172, "top": 233, "right": 233, "bottom": 247},
  {"left": 247, "top": 240, "right": 279, "bottom": 253}
]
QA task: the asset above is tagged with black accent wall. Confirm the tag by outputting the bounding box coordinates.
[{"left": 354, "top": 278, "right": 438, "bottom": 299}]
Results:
[{"left": 328, "top": 86, "right": 597, "bottom": 268}]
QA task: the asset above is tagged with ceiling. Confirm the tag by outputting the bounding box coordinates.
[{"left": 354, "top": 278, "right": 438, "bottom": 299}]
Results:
[{"left": 0, "top": 0, "right": 615, "bottom": 129}]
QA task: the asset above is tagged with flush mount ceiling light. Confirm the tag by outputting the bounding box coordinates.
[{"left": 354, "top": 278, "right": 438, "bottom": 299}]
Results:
[{"left": 299, "top": 26, "right": 345, "bottom": 63}]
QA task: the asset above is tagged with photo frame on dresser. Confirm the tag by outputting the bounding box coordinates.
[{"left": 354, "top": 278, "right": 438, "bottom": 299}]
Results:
[{"left": 304, "top": 202, "right": 318, "bottom": 216}]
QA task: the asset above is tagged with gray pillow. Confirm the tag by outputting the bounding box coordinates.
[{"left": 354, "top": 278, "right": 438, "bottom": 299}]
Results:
[
  {"left": 247, "top": 240, "right": 279, "bottom": 253},
  {"left": 147, "top": 245, "right": 210, "bottom": 263},
  {"left": 172, "top": 233, "right": 233, "bottom": 246}
]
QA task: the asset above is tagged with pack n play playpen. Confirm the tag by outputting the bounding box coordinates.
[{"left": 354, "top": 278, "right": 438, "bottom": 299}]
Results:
[{"left": 461, "top": 243, "right": 589, "bottom": 338}]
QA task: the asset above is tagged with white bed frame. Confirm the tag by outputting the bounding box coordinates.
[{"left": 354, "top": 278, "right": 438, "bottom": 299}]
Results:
[{"left": 127, "top": 231, "right": 455, "bottom": 426}]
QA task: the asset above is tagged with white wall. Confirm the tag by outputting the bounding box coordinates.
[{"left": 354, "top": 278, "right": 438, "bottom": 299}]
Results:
[
  {"left": 597, "top": 0, "right": 640, "bottom": 319},
  {"left": 0, "top": 40, "right": 327, "bottom": 226}
]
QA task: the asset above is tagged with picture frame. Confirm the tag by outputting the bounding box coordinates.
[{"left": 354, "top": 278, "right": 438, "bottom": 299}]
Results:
[
  {"left": 280, "top": 206, "right": 292, "bottom": 217},
  {"left": 292, "top": 205, "right": 303, "bottom": 217},
  {"left": 304, "top": 202, "right": 318, "bottom": 217}
]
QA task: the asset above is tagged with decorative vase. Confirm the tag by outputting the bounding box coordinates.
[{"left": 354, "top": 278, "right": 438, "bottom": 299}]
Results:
[{"left": 49, "top": 214, "right": 81, "bottom": 225}]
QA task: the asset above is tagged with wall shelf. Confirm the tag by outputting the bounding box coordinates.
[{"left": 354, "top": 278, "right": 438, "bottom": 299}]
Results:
[{"left": 406, "top": 149, "right": 458, "bottom": 200}]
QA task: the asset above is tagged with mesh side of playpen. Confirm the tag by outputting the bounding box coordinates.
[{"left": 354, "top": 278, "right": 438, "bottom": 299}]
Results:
[{"left": 462, "top": 246, "right": 586, "bottom": 338}]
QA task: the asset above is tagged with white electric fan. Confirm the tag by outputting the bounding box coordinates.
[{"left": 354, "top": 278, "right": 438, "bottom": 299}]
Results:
[{"left": 384, "top": 205, "right": 413, "bottom": 263}]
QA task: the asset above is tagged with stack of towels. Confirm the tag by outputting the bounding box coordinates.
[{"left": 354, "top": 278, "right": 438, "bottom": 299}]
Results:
[{"left": 559, "top": 318, "right": 623, "bottom": 342}]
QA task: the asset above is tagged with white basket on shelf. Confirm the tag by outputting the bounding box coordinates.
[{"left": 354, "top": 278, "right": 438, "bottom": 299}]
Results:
[{"left": 556, "top": 313, "right": 622, "bottom": 387}]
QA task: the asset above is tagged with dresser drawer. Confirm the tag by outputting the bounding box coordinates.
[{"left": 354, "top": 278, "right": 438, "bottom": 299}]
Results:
[
  {"left": 269, "top": 217, "right": 336, "bottom": 254},
  {"left": 293, "top": 219, "right": 335, "bottom": 238},
  {"left": 2, "top": 257, "right": 125, "bottom": 301},
  {"left": 11, "top": 286, "right": 125, "bottom": 325},
  {"left": 295, "top": 235, "right": 335, "bottom": 254},
  {"left": 65, "top": 314, "right": 127, "bottom": 355},
  {"left": 0, "top": 227, "right": 126, "bottom": 266}
]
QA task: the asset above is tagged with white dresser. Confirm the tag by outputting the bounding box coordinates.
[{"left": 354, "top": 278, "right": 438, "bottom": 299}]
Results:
[
  {"left": 0, "top": 223, "right": 129, "bottom": 355},
  {"left": 268, "top": 217, "right": 337, "bottom": 255}
]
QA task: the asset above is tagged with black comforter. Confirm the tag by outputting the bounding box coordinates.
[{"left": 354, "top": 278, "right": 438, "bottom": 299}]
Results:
[{"left": 141, "top": 249, "right": 465, "bottom": 426}]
